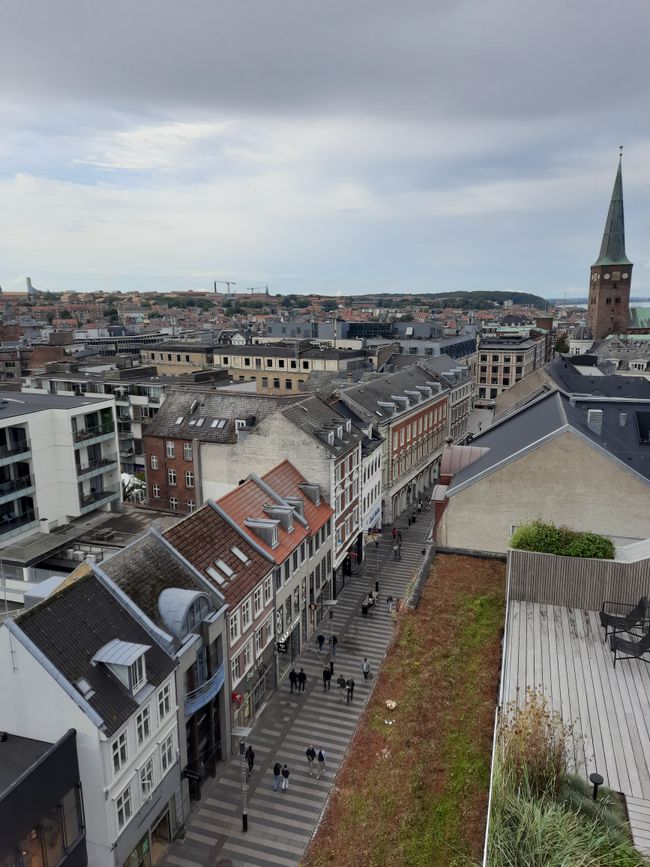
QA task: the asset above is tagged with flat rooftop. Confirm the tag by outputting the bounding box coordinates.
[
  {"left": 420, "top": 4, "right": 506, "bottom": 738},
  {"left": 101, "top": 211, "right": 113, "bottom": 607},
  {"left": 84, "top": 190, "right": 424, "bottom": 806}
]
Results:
[
  {"left": 503, "top": 600, "right": 650, "bottom": 855},
  {"left": 0, "top": 391, "right": 110, "bottom": 418},
  {"left": 0, "top": 733, "right": 52, "bottom": 795}
]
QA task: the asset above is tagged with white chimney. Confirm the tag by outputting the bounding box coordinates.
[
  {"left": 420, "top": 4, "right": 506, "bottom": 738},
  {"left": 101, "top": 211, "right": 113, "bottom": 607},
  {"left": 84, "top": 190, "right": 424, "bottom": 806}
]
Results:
[
  {"left": 619, "top": 412, "right": 628, "bottom": 428},
  {"left": 587, "top": 409, "right": 603, "bottom": 436}
]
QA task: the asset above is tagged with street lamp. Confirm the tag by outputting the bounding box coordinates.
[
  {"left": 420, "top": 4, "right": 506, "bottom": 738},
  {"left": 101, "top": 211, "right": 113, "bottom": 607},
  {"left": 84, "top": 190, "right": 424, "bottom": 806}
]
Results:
[
  {"left": 239, "top": 740, "right": 248, "bottom": 832},
  {"left": 325, "top": 599, "right": 337, "bottom": 675}
]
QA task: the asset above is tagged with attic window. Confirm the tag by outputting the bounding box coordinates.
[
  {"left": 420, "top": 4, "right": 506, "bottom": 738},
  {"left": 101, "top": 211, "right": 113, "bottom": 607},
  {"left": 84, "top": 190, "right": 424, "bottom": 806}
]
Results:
[
  {"left": 211, "top": 419, "right": 219, "bottom": 428},
  {"left": 189, "top": 419, "right": 196, "bottom": 426},
  {"left": 207, "top": 565, "right": 226, "bottom": 585},
  {"left": 129, "top": 655, "right": 146, "bottom": 693},
  {"left": 175, "top": 416, "right": 184, "bottom": 425},
  {"left": 217, "top": 419, "right": 227, "bottom": 429},
  {"left": 215, "top": 558, "right": 234, "bottom": 577},
  {"left": 195, "top": 418, "right": 205, "bottom": 428},
  {"left": 75, "top": 677, "right": 95, "bottom": 699},
  {"left": 231, "top": 546, "right": 251, "bottom": 565},
  {"left": 92, "top": 640, "right": 150, "bottom": 695}
]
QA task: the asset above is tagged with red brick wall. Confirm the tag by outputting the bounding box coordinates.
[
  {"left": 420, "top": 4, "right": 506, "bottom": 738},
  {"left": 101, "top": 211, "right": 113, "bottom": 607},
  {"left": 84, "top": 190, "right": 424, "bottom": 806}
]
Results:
[{"left": 144, "top": 434, "right": 197, "bottom": 515}]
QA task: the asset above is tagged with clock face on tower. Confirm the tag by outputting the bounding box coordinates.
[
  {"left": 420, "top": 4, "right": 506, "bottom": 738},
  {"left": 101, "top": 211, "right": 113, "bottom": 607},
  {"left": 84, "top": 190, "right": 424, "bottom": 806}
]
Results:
[
  {"left": 604, "top": 273, "right": 611, "bottom": 280},
  {"left": 623, "top": 273, "right": 629, "bottom": 279},
  {"left": 612, "top": 272, "right": 621, "bottom": 281}
]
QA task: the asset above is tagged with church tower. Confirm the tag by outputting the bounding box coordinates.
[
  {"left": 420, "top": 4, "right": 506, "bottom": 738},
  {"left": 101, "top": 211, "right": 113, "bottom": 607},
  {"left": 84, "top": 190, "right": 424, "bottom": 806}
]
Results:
[{"left": 586, "top": 155, "right": 632, "bottom": 341}]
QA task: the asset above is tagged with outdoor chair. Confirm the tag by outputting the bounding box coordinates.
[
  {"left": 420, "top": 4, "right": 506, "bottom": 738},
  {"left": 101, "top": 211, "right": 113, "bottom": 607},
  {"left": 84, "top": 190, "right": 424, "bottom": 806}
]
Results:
[
  {"left": 610, "top": 630, "right": 650, "bottom": 667},
  {"left": 599, "top": 596, "right": 649, "bottom": 641}
]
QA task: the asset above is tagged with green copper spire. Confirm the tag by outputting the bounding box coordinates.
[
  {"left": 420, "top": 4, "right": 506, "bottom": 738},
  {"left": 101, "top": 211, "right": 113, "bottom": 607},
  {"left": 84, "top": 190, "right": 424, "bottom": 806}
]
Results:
[{"left": 593, "top": 155, "right": 631, "bottom": 267}]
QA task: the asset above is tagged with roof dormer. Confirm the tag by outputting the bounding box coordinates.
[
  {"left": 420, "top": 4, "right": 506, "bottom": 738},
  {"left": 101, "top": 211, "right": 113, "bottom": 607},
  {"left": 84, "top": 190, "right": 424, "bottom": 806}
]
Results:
[
  {"left": 158, "top": 588, "right": 212, "bottom": 639},
  {"left": 92, "top": 639, "right": 150, "bottom": 695},
  {"left": 245, "top": 518, "right": 280, "bottom": 548},
  {"left": 263, "top": 503, "right": 294, "bottom": 531}
]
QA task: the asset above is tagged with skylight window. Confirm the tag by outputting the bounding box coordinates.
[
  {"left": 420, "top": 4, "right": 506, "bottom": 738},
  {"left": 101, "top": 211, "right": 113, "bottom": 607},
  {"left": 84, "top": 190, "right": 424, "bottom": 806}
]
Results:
[
  {"left": 211, "top": 420, "right": 219, "bottom": 428},
  {"left": 175, "top": 416, "right": 184, "bottom": 425},
  {"left": 231, "top": 546, "right": 251, "bottom": 565},
  {"left": 207, "top": 566, "right": 226, "bottom": 585},
  {"left": 216, "top": 558, "right": 234, "bottom": 577},
  {"left": 195, "top": 418, "right": 205, "bottom": 427},
  {"left": 217, "top": 419, "right": 227, "bottom": 429},
  {"left": 189, "top": 419, "right": 197, "bottom": 426}
]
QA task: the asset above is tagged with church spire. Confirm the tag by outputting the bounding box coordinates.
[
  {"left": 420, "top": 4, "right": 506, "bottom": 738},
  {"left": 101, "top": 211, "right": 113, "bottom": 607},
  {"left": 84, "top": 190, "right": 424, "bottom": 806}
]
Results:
[{"left": 593, "top": 151, "right": 631, "bottom": 267}]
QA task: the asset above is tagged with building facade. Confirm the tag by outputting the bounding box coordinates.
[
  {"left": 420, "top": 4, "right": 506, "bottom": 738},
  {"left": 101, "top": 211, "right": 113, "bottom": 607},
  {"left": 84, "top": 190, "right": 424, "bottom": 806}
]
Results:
[{"left": 473, "top": 334, "right": 547, "bottom": 407}]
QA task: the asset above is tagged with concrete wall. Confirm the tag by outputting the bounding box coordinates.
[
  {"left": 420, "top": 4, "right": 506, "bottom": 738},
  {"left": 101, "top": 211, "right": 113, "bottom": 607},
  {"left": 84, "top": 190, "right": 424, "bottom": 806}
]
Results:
[
  {"left": 437, "top": 431, "right": 650, "bottom": 554},
  {"left": 200, "top": 414, "right": 331, "bottom": 503}
]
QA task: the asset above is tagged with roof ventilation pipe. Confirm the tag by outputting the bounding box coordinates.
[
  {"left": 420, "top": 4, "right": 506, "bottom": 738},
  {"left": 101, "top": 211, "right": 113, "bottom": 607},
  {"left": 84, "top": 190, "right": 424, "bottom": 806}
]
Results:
[{"left": 587, "top": 408, "right": 603, "bottom": 436}]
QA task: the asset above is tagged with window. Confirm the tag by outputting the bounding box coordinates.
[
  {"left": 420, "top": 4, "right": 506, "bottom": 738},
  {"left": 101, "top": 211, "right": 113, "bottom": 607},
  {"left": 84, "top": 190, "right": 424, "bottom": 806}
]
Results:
[
  {"left": 230, "top": 610, "right": 241, "bottom": 643},
  {"left": 170, "top": 497, "right": 179, "bottom": 511},
  {"left": 168, "top": 469, "right": 177, "bottom": 486},
  {"left": 161, "top": 732, "right": 175, "bottom": 774},
  {"left": 244, "top": 639, "right": 253, "bottom": 670},
  {"left": 278, "top": 359, "right": 285, "bottom": 368},
  {"left": 183, "top": 442, "right": 192, "bottom": 460},
  {"left": 187, "top": 500, "right": 195, "bottom": 513},
  {"left": 136, "top": 706, "right": 151, "bottom": 745},
  {"left": 244, "top": 357, "right": 251, "bottom": 366},
  {"left": 242, "top": 597, "right": 252, "bottom": 631},
  {"left": 273, "top": 378, "right": 280, "bottom": 389},
  {"left": 266, "top": 358, "right": 273, "bottom": 367},
  {"left": 62, "top": 787, "right": 82, "bottom": 848},
  {"left": 263, "top": 575, "right": 272, "bottom": 605},
  {"left": 129, "top": 654, "right": 146, "bottom": 692},
  {"left": 285, "top": 379, "right": 292, "bottom": 390},
  {"left": 140, "top": 756, "right": 154, "bottom": 797},
  {"left": 292, "top": 550, "right": 298, "bottom": 571},
  {"left": 116, "top": 784, "right": 132, "bottom": 830},
  {"left": 302, "top": 360, "right": 309, "bottom": 369},
  {"left": 254, "top": 586, "right": 263, "bottom": 616},
  {"left": 185, "top": 470, "right": 194, "bottom": 488},
  {"left": 150, "top": 455, "right": 159, "bottom": 470},
  {"left": 112, "top": 730, "right": 128, "bottom": 774},
  {"left": 158, "top": 683, "right": 171, "bottom": 720},
  {"left": 290, "top": 359, "right": 297, "bottom": 369},
  {"left": 300, "top": 541, "right": 306, "bottom": 563},
  {"left": 152, "top": 484, "right": 160, "bottom": 498},
  {"left": 165, "top": 441, "right": 175, "bottom": 458}
]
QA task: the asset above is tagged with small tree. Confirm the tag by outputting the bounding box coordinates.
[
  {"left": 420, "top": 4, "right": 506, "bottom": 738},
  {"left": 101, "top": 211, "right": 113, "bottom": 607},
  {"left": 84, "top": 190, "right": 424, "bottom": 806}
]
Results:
[{"left": 555, "top": 333, "right": 570, "bottom": 354}]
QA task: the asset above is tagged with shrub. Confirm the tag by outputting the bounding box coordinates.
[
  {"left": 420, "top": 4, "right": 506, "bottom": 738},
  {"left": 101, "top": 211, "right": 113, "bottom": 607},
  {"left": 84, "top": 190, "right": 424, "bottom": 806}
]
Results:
[{"left": 510, "top": 519, "right": 615, "bottom": 560}]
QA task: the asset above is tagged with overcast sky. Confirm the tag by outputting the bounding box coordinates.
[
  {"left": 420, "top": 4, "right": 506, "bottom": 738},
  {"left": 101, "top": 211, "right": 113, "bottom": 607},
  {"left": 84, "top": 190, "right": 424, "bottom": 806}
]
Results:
[{"left": 1, "top": 0, "right": 649, "bottom": 298}]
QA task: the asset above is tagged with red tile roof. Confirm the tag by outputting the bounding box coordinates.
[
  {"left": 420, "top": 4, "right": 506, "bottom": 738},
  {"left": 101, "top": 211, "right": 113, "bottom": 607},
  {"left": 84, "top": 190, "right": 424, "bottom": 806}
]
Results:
[
  {"left": 163, "top": 505, "right": 272, "bottom": 607},
  {"left": 216, "top": 460, "right": 333, "bottom": 565}
]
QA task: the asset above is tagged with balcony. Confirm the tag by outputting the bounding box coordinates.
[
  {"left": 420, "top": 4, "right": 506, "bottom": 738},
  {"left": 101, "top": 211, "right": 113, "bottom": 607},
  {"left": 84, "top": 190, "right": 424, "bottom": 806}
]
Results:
[
  {"left": 73, "top": 421, "right": 115, "bottom": 444},
  {"left": 76, "top": 456, "right": 119, "bottom": 479},
  {"left": 0, "top": 475, "right": 35, "bottom": 505},
  {"left": 0, "top": 438, "right": 31, "bottom": 464},
  {"left": 78, "top": 486, "right": 120, "bottom": 514},
  {"left": 185, "top": 663, "right": 225, "bottom": 718},
  {"left": 0, "top": 509, "right": 38, "bottom": 539}
]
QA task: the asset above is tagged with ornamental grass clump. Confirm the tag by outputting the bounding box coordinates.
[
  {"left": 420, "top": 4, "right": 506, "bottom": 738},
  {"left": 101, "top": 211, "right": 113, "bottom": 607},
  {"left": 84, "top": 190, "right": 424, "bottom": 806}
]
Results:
[
  {"left": 498, "top": 688, "right": 571, "bottom": 796},
  {"left": 510, "top": 519, "right": 615, "bottom": 560}
]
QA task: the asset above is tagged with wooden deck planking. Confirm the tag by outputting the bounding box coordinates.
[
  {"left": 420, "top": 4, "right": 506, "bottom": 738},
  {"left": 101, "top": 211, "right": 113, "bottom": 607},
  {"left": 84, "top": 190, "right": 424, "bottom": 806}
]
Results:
[{"left": 503, "top": 601, "right": 650, "bottom": 856}]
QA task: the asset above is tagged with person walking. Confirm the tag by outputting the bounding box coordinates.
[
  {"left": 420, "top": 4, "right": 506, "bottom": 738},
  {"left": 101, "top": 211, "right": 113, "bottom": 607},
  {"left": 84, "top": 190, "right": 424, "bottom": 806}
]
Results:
[
  {"left": 272, "top": 761, "right": 282, "bottom": 791},
  {"left": 386, "top": 595, "right": 394, "bottom": 613},
  {"left": 306, "top": 745, "right": 316, "bottom": 776},
  {"left": 374, "top": 534, "right": 379, "bottom": 549},
  {"left": 337, "top": 674, "right": 347, "bottom": 702},
  {"left": 281, "top": 764, "right": 290, "bottom": 790},
  {"left": 361, "top": 657, "right": 370, "bottom": 681},
  {"left": 316, "top": 634, "right": 325, "bottom": 654},
  {"left": 393, "top": 542, "right": 399, "bottom": 560},
  {"left": 317, "top": 748, "right": 326, "bottom": 779},
  {"left": 297, "top": 668, "right": 307, "bottom": 692},
  {"left": 397, "top": 528, "right": 403, "bottom": 543},
  {"left": 245, "top": 745, "right": 255, "bottom": 774},
  {"left": 417, "top": 498, "right": 422, "bottom": 513},
  {"left": 322, "top": 665, "right": 331, "bottom": 692},
  {"left": 346, "top": 677, "right": 355, "bottom": 703},
  {"left": 288, "top": 667, "right": 298, "bottom": 693},
  {"left": 391, "top": 526, "right": 397, "bottom": 541}
]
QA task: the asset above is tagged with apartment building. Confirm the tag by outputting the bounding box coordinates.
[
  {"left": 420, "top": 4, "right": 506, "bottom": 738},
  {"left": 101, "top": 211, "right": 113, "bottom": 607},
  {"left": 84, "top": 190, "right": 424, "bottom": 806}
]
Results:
[
  {"left": 0, "top": 393, "right": 120, "bottom": 554},
  {"left": 210, "top": 344, "right": 368, "bottom": 394},
  {"left": 143, "top": 392, "right": 298, "bottom": 513},
  {"left": 98, "top": 531, "right": 229, "bottom": 809},
  {"left": 473, "top": 333, "right": 547, "bottom": 407},
  {"left": 164, "top": 502, "right": 276, "bottom": 732},
  {"left": 141, "top": 343, "right": 218, "bottom": 376},
  {"left": 0, "top": 570, "right": 181, "bottom": 866},
  {"left": 215, "top": 461, "right": 334, "bottom": 681},
  {"left": 337, "top": 365, "right": 450, "bottom": 522},
  {"left": 23, "top": 364, "right": 227, "bottom": 473}
]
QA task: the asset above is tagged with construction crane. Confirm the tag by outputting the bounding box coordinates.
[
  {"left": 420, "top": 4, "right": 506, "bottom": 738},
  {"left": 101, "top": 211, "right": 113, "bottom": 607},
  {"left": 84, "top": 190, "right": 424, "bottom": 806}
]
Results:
[
  {"left": 213, "top": 280, "right": 236, "bottom": 295},
  {"left": 246, "top": 284, "right": 269, "bottom": 295}
]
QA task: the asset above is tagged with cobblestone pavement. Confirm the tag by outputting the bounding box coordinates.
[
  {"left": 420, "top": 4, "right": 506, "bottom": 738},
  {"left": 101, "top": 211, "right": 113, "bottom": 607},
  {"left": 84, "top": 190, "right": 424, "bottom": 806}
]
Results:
[{"left": 160, "top": 508, "right": 434, "bottom": 867}]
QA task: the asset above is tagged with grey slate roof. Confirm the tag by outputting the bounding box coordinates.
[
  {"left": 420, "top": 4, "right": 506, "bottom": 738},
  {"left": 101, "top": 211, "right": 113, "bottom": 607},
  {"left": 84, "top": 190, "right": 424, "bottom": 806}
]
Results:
[
  {"left": 144, "top": 389, "right": 297, "bottom": 442},
  {"left": 547, "top": 357, "right": 650, "bottom": 400},
  {"left": 282, "top": 396, "right": 365, "bottom": 456},
  {"left": 0, "top": 391, "right": 111, "bottom": 418},
  {"left": 593, "top": 158, "right": 632, "bottom": 267},
  {"left": 448, "top": 389, "right": 650, "bottom": 494},
  {"left": 14, "top": 569, "right": 177, "bottom": 736},
  {"left": 100, "top": 531, "right": 224, "bottom": 644}
]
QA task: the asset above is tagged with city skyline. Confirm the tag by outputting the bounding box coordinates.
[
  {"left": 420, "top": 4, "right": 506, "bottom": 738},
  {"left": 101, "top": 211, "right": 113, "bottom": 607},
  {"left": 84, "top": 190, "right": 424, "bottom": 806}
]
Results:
[{"left": 1, "top": 0, "right": 649, "bottom": 298}]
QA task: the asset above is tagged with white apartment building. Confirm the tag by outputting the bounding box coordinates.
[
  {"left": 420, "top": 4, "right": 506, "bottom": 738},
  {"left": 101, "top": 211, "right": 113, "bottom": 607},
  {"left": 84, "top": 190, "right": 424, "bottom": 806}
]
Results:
[{"left": 0, "top": 569, "right": 182, "bottom": 866}]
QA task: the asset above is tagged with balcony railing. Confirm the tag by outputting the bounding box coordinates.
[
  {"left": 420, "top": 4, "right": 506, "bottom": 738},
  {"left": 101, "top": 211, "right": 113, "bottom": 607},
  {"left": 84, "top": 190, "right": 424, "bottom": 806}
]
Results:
[
  {"left": 73, "top": 422, "right": 115, "bottom": 443},
  {"left": 0, "top": 509, "right": 37, "bottom": 536},
  {"left": 76, "top": 457, "right": 118, "bottom": 476},
  {"left": 0, "top": 439, "right": 31, "bottom": 459},
  {"left": 0, "top": 475, "right": 33, "bottom": 496},
  {"left": 185, "top": 663, "right": 225, "bottom": 718},
  {"left": 79, "top": 486, "right": 120, "bottom": 508}
]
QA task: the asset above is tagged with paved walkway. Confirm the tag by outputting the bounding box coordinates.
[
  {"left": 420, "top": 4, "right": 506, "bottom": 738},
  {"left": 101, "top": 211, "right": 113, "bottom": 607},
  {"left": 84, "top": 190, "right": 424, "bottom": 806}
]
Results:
[{"left": 161, "top": 508, "right": 434, "bottom": 867}]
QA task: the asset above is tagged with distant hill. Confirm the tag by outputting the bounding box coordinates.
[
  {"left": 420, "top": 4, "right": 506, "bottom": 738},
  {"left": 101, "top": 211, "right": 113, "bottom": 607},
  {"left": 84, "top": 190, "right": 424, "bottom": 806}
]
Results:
[{"left": 347, "top": 290, "right": 549, "bottom": 310}]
